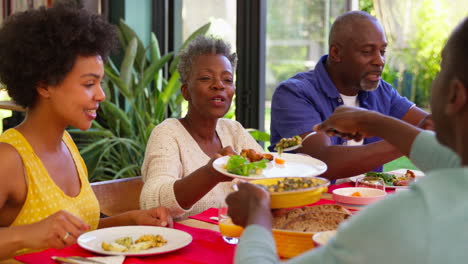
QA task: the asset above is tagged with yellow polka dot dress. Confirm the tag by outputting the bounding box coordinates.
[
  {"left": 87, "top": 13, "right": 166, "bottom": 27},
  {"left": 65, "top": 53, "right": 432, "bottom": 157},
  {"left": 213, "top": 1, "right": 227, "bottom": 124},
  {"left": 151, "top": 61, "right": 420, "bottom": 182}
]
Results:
[{"left": 0, "top": 129, "right": 100, "bottom": 252}]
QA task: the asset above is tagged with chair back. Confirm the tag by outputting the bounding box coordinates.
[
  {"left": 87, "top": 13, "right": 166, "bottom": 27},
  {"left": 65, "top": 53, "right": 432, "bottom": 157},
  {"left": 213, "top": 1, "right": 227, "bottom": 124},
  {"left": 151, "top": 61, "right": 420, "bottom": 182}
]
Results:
[{"left": 91, "top": 176, "right": 143, "bottom": 217}]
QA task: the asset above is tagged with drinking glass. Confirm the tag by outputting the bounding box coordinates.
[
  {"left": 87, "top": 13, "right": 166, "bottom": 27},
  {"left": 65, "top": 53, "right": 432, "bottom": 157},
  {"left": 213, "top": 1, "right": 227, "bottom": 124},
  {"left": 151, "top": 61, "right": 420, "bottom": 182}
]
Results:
[
  {"left": 218, "top": 207, "right": 243, "bottom": 244},
  {"left": 355, "top": 176, "right": 386, "bottom": 191}
]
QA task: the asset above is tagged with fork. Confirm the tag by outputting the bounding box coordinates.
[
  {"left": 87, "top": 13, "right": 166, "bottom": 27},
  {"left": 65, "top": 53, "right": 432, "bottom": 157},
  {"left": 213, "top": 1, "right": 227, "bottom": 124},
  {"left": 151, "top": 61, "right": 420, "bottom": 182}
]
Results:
[
  {"left": 282, "top": 129, "right": 356, "bottom": 152},
  {"left": 52, "top": 256, "right": 107, "bottom": 264},
  {"left": 281, "top": 131, "right": 317, "bottom": 152}
]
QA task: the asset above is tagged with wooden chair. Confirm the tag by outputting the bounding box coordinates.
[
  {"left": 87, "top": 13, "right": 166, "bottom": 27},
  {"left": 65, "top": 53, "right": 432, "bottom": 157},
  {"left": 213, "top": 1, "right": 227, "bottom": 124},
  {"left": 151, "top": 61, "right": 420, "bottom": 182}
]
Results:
[
  {"left": 0, "top": 100, "right": 26, "bottom": 112},
  {"left": 91, "top": 176, "right": 143, "bottom": 217}
]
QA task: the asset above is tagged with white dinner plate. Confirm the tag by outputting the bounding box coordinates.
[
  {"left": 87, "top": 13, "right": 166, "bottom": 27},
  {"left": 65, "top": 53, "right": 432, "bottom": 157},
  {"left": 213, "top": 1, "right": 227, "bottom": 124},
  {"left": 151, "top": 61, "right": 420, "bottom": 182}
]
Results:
[
  {"left": 212, "top": 153, "right": 327, "bottom": 181},
  {"left": 349, "top": 169, "right": 425, "bottom": 190},
  {"left": 77, "top": 226, "right": 192, "bottom": 256}
]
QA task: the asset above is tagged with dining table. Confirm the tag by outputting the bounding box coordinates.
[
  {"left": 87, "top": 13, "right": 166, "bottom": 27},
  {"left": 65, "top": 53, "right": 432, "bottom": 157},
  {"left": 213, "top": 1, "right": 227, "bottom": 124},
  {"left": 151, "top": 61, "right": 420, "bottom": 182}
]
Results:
[
  {"left": 0, "top": 217, "right": 225, "bottom": 264},
  {"left": 1, "top": 180, "right": 399, "bottom": 264}
]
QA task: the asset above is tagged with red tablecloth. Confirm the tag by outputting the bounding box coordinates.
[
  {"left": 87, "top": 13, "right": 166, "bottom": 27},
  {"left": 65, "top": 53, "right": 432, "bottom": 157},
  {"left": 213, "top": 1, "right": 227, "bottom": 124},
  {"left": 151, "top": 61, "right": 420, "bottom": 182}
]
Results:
[
  {"left": 15, "top": 223, "right": 235, "bottom": 264},
  {"left": 189, "top": 208, "right": 219, "bottom": 224}
]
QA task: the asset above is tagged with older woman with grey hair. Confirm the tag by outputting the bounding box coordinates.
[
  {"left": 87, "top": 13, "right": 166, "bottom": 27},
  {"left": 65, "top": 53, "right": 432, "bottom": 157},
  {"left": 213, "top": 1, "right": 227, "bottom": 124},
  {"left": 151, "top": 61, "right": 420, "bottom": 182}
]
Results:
[{"left": 140, "top": 35, "right": 264, "bottom": 219}]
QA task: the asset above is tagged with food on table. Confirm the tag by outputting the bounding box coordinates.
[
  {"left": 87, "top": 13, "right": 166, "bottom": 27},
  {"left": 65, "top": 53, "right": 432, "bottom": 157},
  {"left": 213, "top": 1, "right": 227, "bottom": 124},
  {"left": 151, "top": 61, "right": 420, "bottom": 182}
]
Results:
[
  {"left": 102, "top": 241, "right": 127, "bottom": 252},
  {"left": 272, "top": 204, "right": 351, "bottom": 232},
  {"left": 351, "top": 191, "right": 362, "bottom": 197},
  {"left": 274, "top": 157, "right": 285, "bottom": 165},
  {"left": 240, "top": 148, "right": 273, "bottom": 162},
  {"left": 102, "top": 234, "right": 167, "bottom": 253},
  {"left": 115, "top": 236, "right": 132, "bottom": 248},
  {"left": 274, "top": 135, "right": 303, "bottom": 155},
  {"left": 257, "top": 177, "right": 323, "bottom": 192},
  {"left": 225, "top": 155, "right": 269, "bottom": 176},
  {"left": 365, "top": 170, "right": 416, "bottom": 186}
]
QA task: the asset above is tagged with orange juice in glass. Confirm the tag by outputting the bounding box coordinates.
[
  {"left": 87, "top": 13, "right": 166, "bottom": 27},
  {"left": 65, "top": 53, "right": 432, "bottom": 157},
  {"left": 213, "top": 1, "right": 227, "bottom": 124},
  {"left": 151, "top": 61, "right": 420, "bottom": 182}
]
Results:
[{"left": 218, "top": 207, "right": 243, "bottom": 244}]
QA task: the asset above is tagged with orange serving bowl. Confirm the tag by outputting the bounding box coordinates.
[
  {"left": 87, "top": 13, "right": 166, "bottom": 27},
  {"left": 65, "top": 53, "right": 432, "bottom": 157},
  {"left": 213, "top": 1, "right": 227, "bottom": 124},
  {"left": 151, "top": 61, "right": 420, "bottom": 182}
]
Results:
[
  {"left": 272, "top": 229, "right": 316, "bottom": 258},
  {"left": 250, "top": 177, "right": 329, "bottom": 209}
]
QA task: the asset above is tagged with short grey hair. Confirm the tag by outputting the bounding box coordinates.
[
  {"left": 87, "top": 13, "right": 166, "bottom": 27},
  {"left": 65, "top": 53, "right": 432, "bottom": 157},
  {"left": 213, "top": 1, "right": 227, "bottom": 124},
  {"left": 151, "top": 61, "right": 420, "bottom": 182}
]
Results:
[
  {"left": 177, "top": 35, "right": 237, "bottom": 83},
  {"left": 329, "top": 11, "right": 379, "bottom": 45}
]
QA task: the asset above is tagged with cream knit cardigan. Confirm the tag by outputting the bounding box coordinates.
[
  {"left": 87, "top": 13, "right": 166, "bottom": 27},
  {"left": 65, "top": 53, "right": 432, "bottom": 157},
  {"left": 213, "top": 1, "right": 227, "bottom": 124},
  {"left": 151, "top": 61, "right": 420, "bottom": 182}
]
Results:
[{"left": 140, "top": 118, "right": 263, "bottom": 219}]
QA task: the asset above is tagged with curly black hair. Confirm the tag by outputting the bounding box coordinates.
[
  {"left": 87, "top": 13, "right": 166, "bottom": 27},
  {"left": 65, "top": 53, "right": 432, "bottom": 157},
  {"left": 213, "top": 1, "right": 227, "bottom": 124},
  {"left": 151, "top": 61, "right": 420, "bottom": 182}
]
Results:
[{"left": 0, "top": 1, "right": 118, "bottom": 108}]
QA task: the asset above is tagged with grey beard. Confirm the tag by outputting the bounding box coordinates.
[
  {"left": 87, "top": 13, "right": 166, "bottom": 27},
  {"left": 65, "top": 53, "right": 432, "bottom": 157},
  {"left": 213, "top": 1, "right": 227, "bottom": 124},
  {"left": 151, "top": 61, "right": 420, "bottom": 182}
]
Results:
[{"left": 359, "top": 79, "right": 380, "bottom": 92}]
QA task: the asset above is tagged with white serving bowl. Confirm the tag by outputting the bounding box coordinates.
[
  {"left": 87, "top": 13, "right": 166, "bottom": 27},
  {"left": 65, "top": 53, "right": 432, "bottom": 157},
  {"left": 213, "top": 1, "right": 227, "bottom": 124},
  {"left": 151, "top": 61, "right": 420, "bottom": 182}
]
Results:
[{"left": 332, "top": 187, "right": 387, "bottom": 210}]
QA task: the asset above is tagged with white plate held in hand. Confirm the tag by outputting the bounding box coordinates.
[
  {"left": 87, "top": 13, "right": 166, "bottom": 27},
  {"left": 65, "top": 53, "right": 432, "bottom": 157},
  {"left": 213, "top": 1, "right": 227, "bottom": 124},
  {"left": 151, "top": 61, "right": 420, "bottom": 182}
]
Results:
[{"left": 212, "top": 153, "right": 327, "bottom": 181}]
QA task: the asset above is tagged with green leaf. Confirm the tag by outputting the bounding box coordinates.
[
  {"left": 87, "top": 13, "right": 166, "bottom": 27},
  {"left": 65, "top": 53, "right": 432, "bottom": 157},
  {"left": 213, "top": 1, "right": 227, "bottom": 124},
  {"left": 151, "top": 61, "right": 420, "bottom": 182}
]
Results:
[
  {"left": 150, "top": 33, "right": 164, "bottom": 90},
  {"left": 246, "top": 129, "right": 271, "bottom": 142},
  {"left": 120, "top": 38, "right": 137, "bottom": 94},
  {"left": 135, "top": 52, "right": 173, "bottom": 97},
  {"left": 150, "top": 33, "right": 161, "bottom": 61},
  {"left": 161, "top": 72, "right": 181, "bottom": 104},
  {"left": 119, "top": 19, "right": 147, "bottom": 72},
  {"left": 68, "top": 128, "right": 114, "bottom": 138},
  {"left": 80, "top": 138, "right": 110, "bottom": 155},
  {"left": 100, "top": 101, "right": 133, "bottom": 138},
  {"left": 116, "top": 28, "right": 127, "bottom": 49},
  {"left": 79, "top": 138, "right": 111, "bottom": 178},
  {"left": 104, "top": 65, "right": 130, "bottom": 98},
  {"left": 153, "top": 97, "right": 166, "bottom": 122},
  {"left": 114, "top": 164, "right": 140, "bottom": 179},
  {"left": 169, "top": 22, "right": 211, "bottom": 73},
  {"left": 177, "top": 22, "right": 211, "bottom": 54},
  {"left": 91, "top": 120, "right": 105, "bottom": 130}
]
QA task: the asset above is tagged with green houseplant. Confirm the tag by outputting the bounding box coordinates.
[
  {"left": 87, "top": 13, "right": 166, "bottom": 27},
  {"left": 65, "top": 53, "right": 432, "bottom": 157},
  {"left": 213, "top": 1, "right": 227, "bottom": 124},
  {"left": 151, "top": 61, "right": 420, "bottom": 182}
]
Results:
[{"left": 69, "top": 20, "right": 210, "bottom": 182}]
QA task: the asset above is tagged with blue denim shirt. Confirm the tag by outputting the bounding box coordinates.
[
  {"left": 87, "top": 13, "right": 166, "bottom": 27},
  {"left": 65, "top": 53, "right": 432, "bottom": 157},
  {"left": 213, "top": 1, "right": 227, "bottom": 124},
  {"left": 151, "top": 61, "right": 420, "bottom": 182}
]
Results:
[{"left": 269, "top": 55, "right": 414, "bottom": 171}]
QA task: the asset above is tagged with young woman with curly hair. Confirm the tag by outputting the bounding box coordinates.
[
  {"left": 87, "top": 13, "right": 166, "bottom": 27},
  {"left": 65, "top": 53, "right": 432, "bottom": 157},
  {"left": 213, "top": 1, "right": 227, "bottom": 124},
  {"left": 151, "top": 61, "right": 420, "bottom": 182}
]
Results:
[{"left": 0, "top": 2, "right": 172, "bottom": 259}]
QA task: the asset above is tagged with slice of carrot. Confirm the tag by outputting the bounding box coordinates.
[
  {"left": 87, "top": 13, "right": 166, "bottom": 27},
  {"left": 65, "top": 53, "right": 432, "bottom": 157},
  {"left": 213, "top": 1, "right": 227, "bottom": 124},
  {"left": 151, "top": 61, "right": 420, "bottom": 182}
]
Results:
[
  {"left": 351, "top": 191, "right": 362, "bottom": 197},
  {"left": 275, "top": 158, "right": 286, "bottom": 165}
]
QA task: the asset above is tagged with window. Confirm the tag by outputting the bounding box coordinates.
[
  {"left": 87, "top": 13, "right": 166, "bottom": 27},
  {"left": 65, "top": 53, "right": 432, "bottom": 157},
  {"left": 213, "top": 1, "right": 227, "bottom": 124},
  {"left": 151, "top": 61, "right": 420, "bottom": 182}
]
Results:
[
  {"left": 180, "top": 0, "right": 237, "bottom": 117},
  {"left": 182, "top": 0, "right": 236, "bottom": 45},
  {"left": 264, "top": 0, "right": 347, "bottom": 146}
]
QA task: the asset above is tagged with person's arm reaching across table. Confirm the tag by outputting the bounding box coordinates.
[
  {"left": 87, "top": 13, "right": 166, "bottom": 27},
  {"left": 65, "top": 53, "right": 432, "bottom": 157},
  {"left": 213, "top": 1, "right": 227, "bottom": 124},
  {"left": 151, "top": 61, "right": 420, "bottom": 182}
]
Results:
[
  {"left": 314, "top": 106, "right": 460, "bottom": 171},
  {"left": 294, "top": 104, "right": 428, "bottom": 180},
  {"left": 314, "top": 106, "right": 421, "bottom": 157}
]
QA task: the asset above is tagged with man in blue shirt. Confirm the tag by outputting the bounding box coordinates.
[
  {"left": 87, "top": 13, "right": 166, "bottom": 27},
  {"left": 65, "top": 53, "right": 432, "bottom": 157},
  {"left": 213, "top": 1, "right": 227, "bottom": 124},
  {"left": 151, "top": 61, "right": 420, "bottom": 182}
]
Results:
[{"left": 269, "top": 11, "right": 428, "bottom": 180}]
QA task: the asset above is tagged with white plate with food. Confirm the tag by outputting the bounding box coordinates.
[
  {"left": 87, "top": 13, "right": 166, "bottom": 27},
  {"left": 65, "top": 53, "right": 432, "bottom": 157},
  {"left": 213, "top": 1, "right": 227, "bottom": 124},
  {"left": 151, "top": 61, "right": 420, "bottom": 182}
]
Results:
[
  {"left": 349, "top": 169, "right": 425, "bottom": 190},
  {"left": 77, "top": 226, "right": 192, "bottom": 256},
  {"left": 212, "top": 152, "right": 327, "bottom": 181}
]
